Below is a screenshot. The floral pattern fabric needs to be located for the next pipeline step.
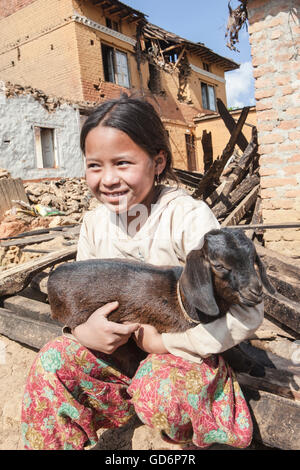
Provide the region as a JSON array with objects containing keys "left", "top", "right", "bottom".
[{"left": 21, "top": 336, "right": 252, "bottom": 450}]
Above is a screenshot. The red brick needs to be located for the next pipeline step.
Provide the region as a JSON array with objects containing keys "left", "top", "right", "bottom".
[
  {"left": 285, "top": 189, "right": 300, "bottom": 198},
  {"left": 260, "top": 155, "right": 283, "bottom": 165},
  {"left": 255, "top": 88, "right": 276, "bottom": 100},
  {"left": 257, "top": 110, "right": 279, "bottom": 121},
  {"left": 284, "top": 164, "right": 300, "bottom": 175},
  {"left": 261, "top": 188, "right": 278, "bottom": 199},
  {"left": 278, "top": 119, "right": 300, "bottom": 130},
  {"left": 281, "top": 143, "right": 298, "bottom": 152},
  {"left": 259, "top": 167, "right": 279, "bottom": 177},
  {"left": 289, "top": 131, "right": 300, "bottom": 141},
  {"left": 258, "top": 121, "right": 275, "bottom": 131},
  {"left": 258, "top": 144, "right": 276, "bottom": 155},
  {"left": 288, "top": 154, "right": 300, "bottom": 163},
  {"left": 259, "top": 133, "right": 285, "bottom": 145},
  {"left": 260, "top": 177, "right": 298, "bottom": 188}
]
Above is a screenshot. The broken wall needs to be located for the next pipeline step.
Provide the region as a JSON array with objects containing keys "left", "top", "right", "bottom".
[
  {"left": 0, "top": 84, "right": 84, "bottom": 180},
  {"left": 194, "top": 107, "right": 257, "bottom": 172},
  {"left": 248, "top": 0, "right": 300, "bottom": 257}
]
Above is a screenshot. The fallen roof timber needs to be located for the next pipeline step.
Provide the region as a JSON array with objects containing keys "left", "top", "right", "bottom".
[{"left": 0, "top": 246, "right": 77, "bottom": 297}]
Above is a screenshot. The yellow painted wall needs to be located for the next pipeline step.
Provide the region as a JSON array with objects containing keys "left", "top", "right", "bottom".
[{"left": 194, "top": 107, "right": 257, "bottom": 173}]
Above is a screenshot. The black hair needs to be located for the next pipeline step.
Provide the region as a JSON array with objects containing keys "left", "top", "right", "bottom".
[{"left": 80, "top": 93, "right": 178, "bottom": 183}]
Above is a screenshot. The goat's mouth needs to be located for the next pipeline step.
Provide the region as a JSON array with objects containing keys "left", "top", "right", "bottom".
[{"left": 239, "top": 292, "right": 263, "bottom": 307}]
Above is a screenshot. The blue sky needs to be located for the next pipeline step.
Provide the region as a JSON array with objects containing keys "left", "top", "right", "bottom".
[{"left": 124, "top": 0, "right": 255, "bottom": 108}]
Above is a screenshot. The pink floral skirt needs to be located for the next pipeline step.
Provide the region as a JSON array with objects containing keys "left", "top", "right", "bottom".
[{"left": 21, "top": 335, "right": 252, "bottom": 450}]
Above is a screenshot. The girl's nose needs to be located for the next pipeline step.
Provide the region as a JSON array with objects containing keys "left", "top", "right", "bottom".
[{"left": 101, "top": 168, "right": 120, "bottom": 186}]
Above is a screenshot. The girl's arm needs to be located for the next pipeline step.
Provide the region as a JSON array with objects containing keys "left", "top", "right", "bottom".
[
  {"left": 72, "top": 301, "right": 140, "bottom": 353},
  {"left": 132, "top": 302, "right": 264, "bottom": 359}
]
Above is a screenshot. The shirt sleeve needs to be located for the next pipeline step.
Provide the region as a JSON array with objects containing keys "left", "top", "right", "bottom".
[
  {"left": 162, "top": 302, "right": 264, "bottom": 363},
  {"left": 171, "top": 199, "right": 220, "bottom": 263},
  {"left": 76, "top": 212, "right": 97, "bottom": 261}
]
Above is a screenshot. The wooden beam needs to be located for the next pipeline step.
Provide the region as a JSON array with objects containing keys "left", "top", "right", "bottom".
[
  {"left": 0, "top": 308, "right": 61, "bottom": 350},
  {"left": 263, "top": 290, "right": 300, "bottom": 335},
  {"left": 0, "top": 246, "right": 77, "bottom": 297},
  {"left": 162, "top": 44, "right": 182, "bottom": 53},
  {"left": 174, "top": 46, "right": 186, "bottom": 68},
  {"left": 221, "top": 126, "right": 258, "bottom": 198},
  {"left": 193, "top": 106, "right": 250, "bottom": 199},
  {"left": 221, "top": 184, "right": 259, "bottom": 227},
  {"left": 255, "top": 244, "right": 300, "bottom": 282},
  {"left": 243, "top": 388, "right": 300, "bottom": 450},
  {"left": 212, "top": 173, "right": 260, "bottom": 219},
  {"left": 217, "top": 98, "right": 249, "bottom": 152},
  {"left": 201, "top": 130, "right": 213, "bottom": 173}
]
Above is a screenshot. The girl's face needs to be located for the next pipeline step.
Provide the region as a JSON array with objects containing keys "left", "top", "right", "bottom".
[{"left": 85, "top": 125, "right": 166, "bottom": 214}]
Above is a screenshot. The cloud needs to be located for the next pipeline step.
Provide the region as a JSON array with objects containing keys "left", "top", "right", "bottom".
[{"left": 225, "top": 61, "right": 256, "bottom": 109}]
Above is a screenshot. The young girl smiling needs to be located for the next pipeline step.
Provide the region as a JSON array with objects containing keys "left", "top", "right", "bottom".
[{"left": 21, "top": 95, "right": 263, "bottom": 450}]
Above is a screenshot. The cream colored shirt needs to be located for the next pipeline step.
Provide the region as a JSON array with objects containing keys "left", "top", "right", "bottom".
[{"left": 77, "top": 185, "right": 264, "bottom": 363}]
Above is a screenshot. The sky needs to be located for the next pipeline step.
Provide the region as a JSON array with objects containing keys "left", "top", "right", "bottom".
[{"left": 124, "top": 0, "right": 255, "bottom": 108}]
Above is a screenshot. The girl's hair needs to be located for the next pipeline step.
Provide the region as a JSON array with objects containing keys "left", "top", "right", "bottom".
[{"left": 80, "top": 94, "right": 178, "bottom": 184}]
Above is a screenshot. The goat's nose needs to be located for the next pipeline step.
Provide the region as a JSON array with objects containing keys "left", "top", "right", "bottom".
[{"left": 249, "top": 284, "right": 263, "bottom": 296}]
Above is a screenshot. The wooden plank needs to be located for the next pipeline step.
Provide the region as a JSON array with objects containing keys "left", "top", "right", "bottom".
[
  {"left": 212, "top": 173, "right": 260, "bottom": 219},
  {"left": 217, "top": 98, "right": 249, "bottom": 152},
  {"left": 3, "top": 295, "right": 56, "bottom": 324},
  {"left": 0, "top": 307, "right": 61, "bottom": 350},
  {"left": 202, "top": 130, "right": 213, "bottom": 173},
  {"left": 0, "top": 224, "right": 80, "bottom": 241},
  {"left": 193, "top": 106, "right": 250, "bottom": 199},
  {"left": 221, "top": 184, "right": 259, "bottom": 227},
  {"left": 237, "top": 368, "right": 300, "bottom": 401},
  {"left": 0, "top": 233, "right": 58, "bottom": 247},
  {"left": 245, "top": 195, "right": 262, "bottom": 240},
  {"left": 255, "top": 244, "right": 300, "bottom": 282},
  {"left": 263, "top": 291, "right": 300, "bottom": 335},
  {"left": 0, "top": 246, "right": 77, "bottom": 297},
  {"left": 0, "top": 178, "right": 29, "bottom": 215},
  {"left": 242, "top": 388, "right": 300, "bottom": 450},
  {"left": 221, "top": 127, "right": 258, "bottom": 198}
]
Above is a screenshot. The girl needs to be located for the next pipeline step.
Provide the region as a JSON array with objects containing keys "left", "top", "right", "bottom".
[{"left": 21, "top": 94, "right": 263, "bottom": 450}]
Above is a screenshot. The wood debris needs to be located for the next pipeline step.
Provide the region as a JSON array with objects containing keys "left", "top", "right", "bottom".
[{"left": 225, "top": 0, "right": 249, "bottom": 52}]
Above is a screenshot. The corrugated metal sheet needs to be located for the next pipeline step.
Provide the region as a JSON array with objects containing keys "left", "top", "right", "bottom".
[{"left": 0, "top": 178, "right": 29, "bottom": 216}]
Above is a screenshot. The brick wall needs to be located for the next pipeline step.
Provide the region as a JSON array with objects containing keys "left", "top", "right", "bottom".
[
  {"left": 248, "top": 0, "right": 300, "bottom": 257},
  {"left": 0, "top": 0, "right": 36, "bottom": 19}
]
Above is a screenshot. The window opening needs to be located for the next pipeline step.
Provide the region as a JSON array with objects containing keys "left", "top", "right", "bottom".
[
  {"left": 34, "top": 127, "right": 57, "bottom": 168},
  {"left": 101, "top": 44, "right": 130, "bottom": 88},
  {"left": 201, "top": 82, "right": 216, "bottom": 111}
]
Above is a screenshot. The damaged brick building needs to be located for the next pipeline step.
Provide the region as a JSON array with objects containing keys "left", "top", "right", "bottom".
[{"left": 0, "top": 0, "right": 238, "bottom": 178}]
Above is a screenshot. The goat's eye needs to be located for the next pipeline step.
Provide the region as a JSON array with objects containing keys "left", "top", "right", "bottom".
[{"left": 213, "top": 264, "right": 229, "bottom": 272}]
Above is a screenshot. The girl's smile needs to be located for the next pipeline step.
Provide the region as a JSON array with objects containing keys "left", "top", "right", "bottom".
[{"left": 85, "top": 125, "right": 166, "bottom": 215}]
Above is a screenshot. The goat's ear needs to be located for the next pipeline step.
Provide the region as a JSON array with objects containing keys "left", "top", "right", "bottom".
[
  {"left": 180, "top": 249, "right": 220, "bottom": 317},
  {"left": 255, "top": 252, "right": 276, "bottom": 294}
]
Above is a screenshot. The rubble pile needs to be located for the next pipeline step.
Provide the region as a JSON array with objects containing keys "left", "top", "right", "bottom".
[
  {"left": 0, "top": 168, "right": 11, "bottom": 179},
  {"left": 24, "top": 177, "right": 99, "bottom": 221}
]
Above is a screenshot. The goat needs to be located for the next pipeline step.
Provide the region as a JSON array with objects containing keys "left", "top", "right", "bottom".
[{"left": 47, "top": 228, "right": 275, "bottom": 376}]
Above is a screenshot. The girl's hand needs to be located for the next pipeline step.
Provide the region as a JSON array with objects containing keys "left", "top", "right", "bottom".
[
  {"left": 72, "top": 301, "right": 140, "bottom": 354},
  {"left": 133, "top": 324, "right": 168, "bottom": 354}
]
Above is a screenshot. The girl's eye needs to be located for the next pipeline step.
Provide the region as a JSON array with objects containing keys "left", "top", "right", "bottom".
[
  {"left": 87, "top": 162, "right": 101, "bottom": 169},
  {"left": 117, "top": 161, "right": 130, "bottom": 166}
]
